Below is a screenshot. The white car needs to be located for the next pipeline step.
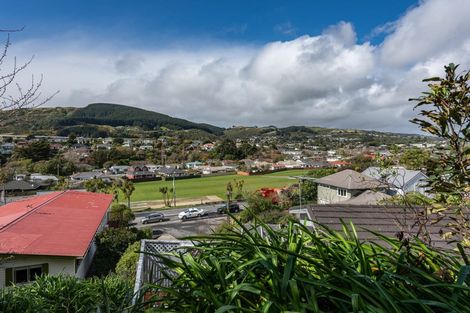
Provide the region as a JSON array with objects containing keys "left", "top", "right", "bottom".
[{"left": 178, "top": 208, "right": 205, "bottom": 220}]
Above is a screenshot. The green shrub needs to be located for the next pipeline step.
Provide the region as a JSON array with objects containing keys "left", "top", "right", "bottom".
[
  {"left": 91, "top": 227, "right": 151, "bottom": 276},
  {"left": 141, "top": 217, "right": 470, "bottom": 312},
  {"left": 0, "top": 274, "right": 137, "bottom": 313},
  {"left": 116, "top": 241, "right": 141, "bottom": 282}
]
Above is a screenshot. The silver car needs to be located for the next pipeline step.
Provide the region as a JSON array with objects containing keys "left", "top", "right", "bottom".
[{"left": 141, "top": 212, "right": 165, "bottom": 224}]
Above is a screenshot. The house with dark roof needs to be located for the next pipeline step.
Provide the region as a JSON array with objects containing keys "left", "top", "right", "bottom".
[
  {"left": 0, "top": 191, "right": 113, "bottom": 287},
  {"left": 289, "top": 204, "right": 452, "bottom": 249},
  {"left": 0, "top": 180, "right": 42, "bottom": 196},
  {"left": 315, "top": 169, "right": 386, "bottom": 204},
  {"left": 362, "top": 166, "right": 429, "bottom": 196},
  {"left": 157, "top": 167, "right": 188, "bottom": 178}
]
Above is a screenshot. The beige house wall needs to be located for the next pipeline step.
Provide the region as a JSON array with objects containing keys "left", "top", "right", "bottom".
[
  {"left": 0, "top": 255, "right": 76, "bottom": 288},
  {"left": 317, "top": 184, "right": 363, "bottom": 204}
]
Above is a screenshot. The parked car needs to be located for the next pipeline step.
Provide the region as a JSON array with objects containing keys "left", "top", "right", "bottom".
[
  {"left": 152, "top": 229, "right": 164, "bottom": 239},
  {"left": 141, "top": 212, "right": 165, "bottom": 224},
  {"left": 178, "top": 208, "right": 205, "bottom": 220},
  {"left": 217, "top": 203, "right": 240, "bottom": 214}
]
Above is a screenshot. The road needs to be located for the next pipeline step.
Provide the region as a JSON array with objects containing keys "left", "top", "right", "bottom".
[{"left": 131, "top": 202, "right": 246, "bottom": 238}]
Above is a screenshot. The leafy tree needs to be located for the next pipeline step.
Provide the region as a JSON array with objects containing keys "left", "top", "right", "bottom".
[
  {"left": 233, "top": 179, "right": 244, "bottom": 200},
  {"left": 306, "top": 168, "right": 336, "bottom": 178},
  {"left": 409, "top": 63, "right": 470, "bottom": 245},
  {"left": 238, "top": 142, "right": 257, "bottom": 158},
  {"left": 84, "top": 178, "right": 111, "bottom": 193},
  {"left": 410, "top": 63, "right": 470, "bottom": 197},
  {"left": 108, "top": 203, "right": 135, "bottom": 228},
  {"left": 92, "top": 227, "right": 151, "bottom": 276},
  {"left": 214, "top": 139, "right": 239, "bottom": 160},
  {"left": 32, "top": 157, "right": 76, "bottom": 176},
  {"left": 112, "top": 137, "right": 124, "bottom": 145},
  {"left": 239, "top": 193, "right": 289, "bottom": 224},
  {"left": 66, "top": 133, "right": 77, "bottom": 146},
  {"left": 15, "top": 140, "right": 52, "bottom": 162},
  {"left": 348, "top": 154, "right": 376, "bottom": 172},
  {"left": 399, "top": 148, "right": 430, "bottom": 170},
  {"left": 300, "top": 180, "right": 317, "bottom": 202},
  {"left": 90, "top": 150, "right": 110, "bottom": 168}
]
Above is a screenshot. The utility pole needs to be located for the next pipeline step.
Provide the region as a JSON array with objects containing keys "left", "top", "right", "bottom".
[{"left": 172, "top": 173, "right": 176, "bottom": 207}]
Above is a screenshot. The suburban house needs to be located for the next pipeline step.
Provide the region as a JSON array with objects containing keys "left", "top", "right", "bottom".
[
  {"left": 145, "top": 164, "right": 163, "bottom": 173},
  {"left": 185, "top": 161, "right": 205, "bottom": 169},
  {"left": 0, "top": 191, "right": 113, "bottom": 287},
  {"left": 362, "top": 166, "right": 429, "bottom": 196},
  {"left": 0, "top": 180, "right": 42, "bottom": 196},
  {"left": 200, "top": 166, "right": 236, "bottom": 175},
  {"left": 126, "top": 166, "right": 155, "bottom": 180},
  {"left": 315, "top": 169, "right": 385, "bottom": 204},
  {"left": 70, "top": 171, "right": 106, "bottom": 182},
  {"left": 0, "top": 143, "right": 15, "bottom": 155},
  {"left": 109, "top": 165, "right": 130, "bottom": 175},
  {"left": 157, "top": 167, "right": 188, "bottom": 178},
  {"left": 289, "top": 204, "right": 451, "bottom": 249},
  {"left": 201, "top": 143, "right": 215, "bottom": 151},
  {"left": 29, "top": 174, "right": 59, "bottom": 184}
]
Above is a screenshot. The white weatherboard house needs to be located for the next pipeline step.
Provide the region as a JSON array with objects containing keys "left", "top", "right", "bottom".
[
  {"left": 0, "top": 191, "right": 113, "bottom": 287},
  {"left": 362, "top": 167, "right": 429, "bottom": 196}
]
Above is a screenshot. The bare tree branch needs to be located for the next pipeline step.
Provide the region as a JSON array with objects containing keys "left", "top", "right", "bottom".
[{"left": 0, "top": 28, "right": 59, "bottom": 124}]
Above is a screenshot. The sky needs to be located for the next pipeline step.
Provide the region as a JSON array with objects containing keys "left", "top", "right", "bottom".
[{"left": 1, "top": 0, "right": 470, "bottom": 133}]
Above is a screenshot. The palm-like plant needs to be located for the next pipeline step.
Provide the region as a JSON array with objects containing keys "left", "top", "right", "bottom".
[{"left": 120, "top": 179, "right": 135, "bottom": 209}]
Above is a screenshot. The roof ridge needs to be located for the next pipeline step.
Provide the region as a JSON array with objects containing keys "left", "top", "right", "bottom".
[{"left": 0, "top": 191, "right": 66, "bottom": 232}]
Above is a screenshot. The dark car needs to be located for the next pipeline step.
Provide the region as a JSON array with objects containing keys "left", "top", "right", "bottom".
[
  {"left": 217, "top": 203, "right": 240, "bottom": 214},
  {"left": 152, "top": 229, "right": 164, "bottom": 239},
  {"left": 141, "top": 212, "right": 165, "bottom": 224}
]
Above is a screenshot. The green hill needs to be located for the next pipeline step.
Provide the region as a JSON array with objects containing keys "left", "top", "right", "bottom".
[
  {"left": 0, "top": 103, "right": 224, "bottom": 136},
  {"left": 60, "top": 103, "right": 223, "bottom": 134}
]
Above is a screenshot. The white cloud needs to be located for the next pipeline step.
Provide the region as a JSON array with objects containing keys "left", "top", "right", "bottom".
[
  {"left": 380, "top": 0, "right": 470, "bottom": 67},
  {"left": 4, "top": 0, "right": 470, "bottom": 133}
]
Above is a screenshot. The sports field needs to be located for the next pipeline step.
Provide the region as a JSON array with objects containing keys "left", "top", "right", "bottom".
[{"left": 129, "top": 169, "right": 310, "bottom": 202}]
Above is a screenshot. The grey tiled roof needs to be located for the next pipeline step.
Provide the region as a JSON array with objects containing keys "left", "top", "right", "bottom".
[
  {"left": 315, "top": 169, "right": 385, "bottom": 190},
  {"left": 0, "top": 180, "right": 40, "bottom": 191},
  {"left": 304, "top": 204, "right": 453, "bottom": 249},
  {"left": 343, "top": 190, "right": 391, "bottom": 205}
]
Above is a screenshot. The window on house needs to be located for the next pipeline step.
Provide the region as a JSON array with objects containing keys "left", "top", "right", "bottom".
[
  {"left": 12, "top": 265, "right": 44, "bottom": 284},
  {"left": 29, "top": 267, "right": 43, "bottom": 281},
  {"left": 14, "top": 268, "right": 28, "bottom": 284},
  {"left": 337, "top": 188, "right": 347, "bottom": 197}
]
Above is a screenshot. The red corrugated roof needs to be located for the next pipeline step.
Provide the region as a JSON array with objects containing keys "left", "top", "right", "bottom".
[{"left": 0, "top": 191, "right": 113, "bottom": 257}]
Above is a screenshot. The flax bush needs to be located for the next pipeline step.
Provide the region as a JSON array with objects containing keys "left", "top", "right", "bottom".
[{"left": 140, "top": 217, "right": 470, "bottom": 312}]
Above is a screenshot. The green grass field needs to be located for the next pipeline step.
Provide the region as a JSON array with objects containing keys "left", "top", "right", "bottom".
[{"left": 129, "top": 169, "right": 310, "bottom": 202}]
